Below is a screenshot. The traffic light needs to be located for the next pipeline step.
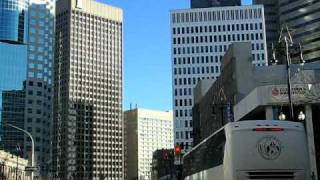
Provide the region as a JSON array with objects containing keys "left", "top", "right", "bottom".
[{"left": 175, "top": 144, "right": 182, "bottom": 156}]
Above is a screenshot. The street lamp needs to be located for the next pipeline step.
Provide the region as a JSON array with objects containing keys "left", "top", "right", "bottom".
[
  {"left": 279, "top": 112, "right": 286, "bottom": 120},
  {"left": 273, "top": 25, "right": 306, "bottom": 121},
  {"left": 298, "top": 111, "right": 306, "bottom": 121},
  {"left": 279, "top": 26, "right": 295, "bottom": 121},
  {"left": 3, "top": 123, "right": 35, "bottom": 180}
]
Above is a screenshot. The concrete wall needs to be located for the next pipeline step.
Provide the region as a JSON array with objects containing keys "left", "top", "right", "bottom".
[
  {"left": 124, "top": 110, "right": 139, "bottom": 180},
  {"left": 193, "top": 42, "right": 253, "bottom": 145}
]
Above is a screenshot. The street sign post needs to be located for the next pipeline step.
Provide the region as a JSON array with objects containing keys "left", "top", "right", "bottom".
[{"left": 25, "top": 166, "right": 39, "bottom": 172}]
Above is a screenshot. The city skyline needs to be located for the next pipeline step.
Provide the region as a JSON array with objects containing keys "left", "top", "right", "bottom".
[
  {"left": 0, "top": 0, "right": 319, "bottom": 179},
  {"left": 98, "top": 0, "right": 253, "bottom": 111}
]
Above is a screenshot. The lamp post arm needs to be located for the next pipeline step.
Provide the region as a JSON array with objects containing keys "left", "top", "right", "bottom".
[{"left": 4, "top": 123, "right": 34, "bottom": 180}]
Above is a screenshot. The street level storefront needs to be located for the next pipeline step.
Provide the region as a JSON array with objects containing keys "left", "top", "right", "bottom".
[
  {"left": 234, "top": 83, "right": 320, "bottom": 179},
  {"left": 0, "top": 150, "right": 29, "bottom": 180}
]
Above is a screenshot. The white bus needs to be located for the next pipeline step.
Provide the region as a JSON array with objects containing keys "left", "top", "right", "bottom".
[{"left": 183, "top": 120, "right": 311, "bottom": 180}]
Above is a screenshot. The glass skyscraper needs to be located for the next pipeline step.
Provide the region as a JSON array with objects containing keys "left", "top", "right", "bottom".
[
  {"left": 0, "top": 43, "right": 27, "bottom": 153},
  {"left": 0, "top": 0, "right": 29, "bottom": 44},
  {"left": 23, "top": 0, "right": 55, "bottom": 178},
  {"left": 0, "top": 0, "right": 28, "bottom": 159}
]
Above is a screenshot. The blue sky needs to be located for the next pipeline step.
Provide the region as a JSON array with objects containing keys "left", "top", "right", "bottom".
[{"left": 98, "top": 0, "right": 252, "bottom": 111}]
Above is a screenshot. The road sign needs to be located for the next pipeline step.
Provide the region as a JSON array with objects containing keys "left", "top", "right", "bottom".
[{"left": 25, "top": 166, "right": 39, "bottom": 172}]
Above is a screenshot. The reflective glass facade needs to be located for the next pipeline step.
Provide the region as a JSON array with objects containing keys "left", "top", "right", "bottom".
[
  {"left": 0, "top": 42, "right": 27, "bottom": 125},
  {"left": 0, "top": 0, "right": 29, "bottom": 44}
]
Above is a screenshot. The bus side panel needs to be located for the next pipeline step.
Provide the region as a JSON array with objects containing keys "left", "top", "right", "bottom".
[{"left": 185, "top": 166, "right": 224, "bottom": 180}]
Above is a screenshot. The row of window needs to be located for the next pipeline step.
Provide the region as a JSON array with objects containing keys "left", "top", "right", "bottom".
[
  {"left": 175, "top": 88, "right": 192, "bottom": 96},
  {"left": 174, "top": 55, "right": 221, "bottom": 65},
  {"left": 175, "top": 99, "right": 193, "bottom": 107},
  {"left": 173, "top": 23, "right": 263, "bottom": 35},
  {"left": 172, "top": 7, "right": 263, "bottom": 23},
  {"left": 173, "top": 40, "right": 264, "bottom": 55},
  {"left": 174, "top": 76, "right": 219, "bottom": 86},
  {"left": 29, "top": 53, "right": 53, "bottom": 63},
  {"left": 174, "top": 66, "right": 220, "bottom": 76},
  {"left": 72, "top": 10, "right": 122, "bottom": 26},
  {"left": 173, "top": 34, "right": 264, "bottom": 46},
  {"left": 176, "top": 130, "right": 193, "bottom": 140},
  {"left": 175, "top": 109, "right": 192, "bottom": 117}
]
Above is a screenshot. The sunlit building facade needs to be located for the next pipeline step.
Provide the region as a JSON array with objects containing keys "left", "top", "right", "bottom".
[
  {"left": 124, "top": 108, "right": 173, "bottom": 180},
  {"left": 53, "top": 0, "right": 123, "bottom": 179}
]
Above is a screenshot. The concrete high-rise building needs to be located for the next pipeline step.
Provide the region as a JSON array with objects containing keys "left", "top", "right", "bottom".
[
  {"left": 170, "top": 5, "right": 267, "bottom": 151},
  {"left": 22, "top": 0, "right": 55, "bottom": 178},
  {"left": 53, "top": 0, "right": 123, "bottom": 179},
  {"left": 124, "top": 108, "right": 173, "bottom": 180},
  {"left": 1, "top": 89, "right": 25, "bottom": 155},
  {"left": 0, "top": 0, "right": 29, "bottom": 44},
  {"left": 191, "top": 0, "right": 241, "bottom": 8}
]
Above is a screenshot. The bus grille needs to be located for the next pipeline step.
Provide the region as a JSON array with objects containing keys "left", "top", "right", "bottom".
[{"left": 246, "top": 171, "right": 295, "bottom": 179}]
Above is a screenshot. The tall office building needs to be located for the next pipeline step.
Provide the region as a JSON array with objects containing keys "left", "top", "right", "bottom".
[
  {"left": 171, "top": 5, "right": 267, "bottom": 151},
  {"left": 191, "top": 0, "right": 241, "bottom": 8},
  {"left": 1, "top": 89, "right": 25, "bottom": 155},
  {"left": 53, "top": 0, "right": 123, "bottom": 179},
  {"left": 124, "top": 108, "right": 173, "bottom": 180},
  {"left": 254, "top": 0, "right": 320, "bottom": 63},
  {"left": 0, "top": 0, "right": 29, "bottom": 44},
  {"left": 279, "top": 0, "right": 320, "bottom": 62},
  {"left": 22, "top": 0, "right": 55, "bottom": 178}
]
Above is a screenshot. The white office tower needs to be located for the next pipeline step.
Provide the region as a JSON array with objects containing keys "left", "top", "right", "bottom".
[
  {"left": 124, "top": 108, "right": 173, "bottom": 180},
  {"left": 24, "top": 0, "right": 55, "bottom": 178},
  {"left": 170, "top": 5, "right": 267, "bottom": 151}
]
